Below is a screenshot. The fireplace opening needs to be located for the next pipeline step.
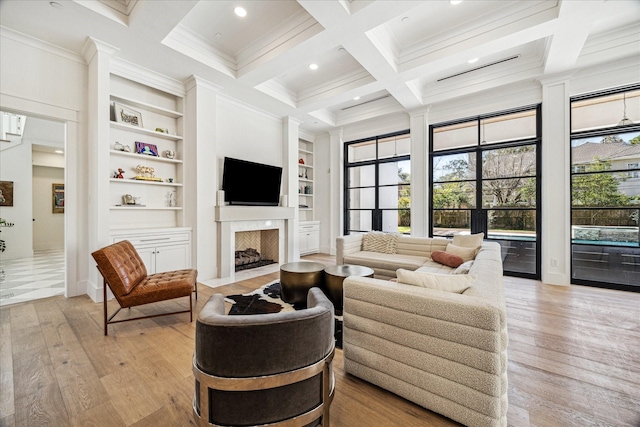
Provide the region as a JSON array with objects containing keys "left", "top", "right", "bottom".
[
  {"left": 235, "top": 248, "right": 275, "bottom": 271},
  {"left": 234, "top": 229, "right": 279, "bottom": 272}
]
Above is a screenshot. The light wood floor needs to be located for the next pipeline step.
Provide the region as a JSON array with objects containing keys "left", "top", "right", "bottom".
[{"left": 1, "top": 253, "right": 639, "bottom": 427}]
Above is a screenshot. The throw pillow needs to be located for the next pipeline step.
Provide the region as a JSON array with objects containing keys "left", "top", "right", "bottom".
[
  {"left": 431, "top": 250, "right": 464, "bottom": 268},
  {"left": 446, "top": 243, "right": 477, "bottom": 262},
  {"left": 453, "top": 260, "right": 474, "bottom": 275},
  {"left": 452, "top": 232, "right": 484, "bottom": 255},
  {"left": 396, "top": 269, "right": 475, "bottom": 293},
  {"left": 362, "top": 232, "right": 398, "bottom": 254}
]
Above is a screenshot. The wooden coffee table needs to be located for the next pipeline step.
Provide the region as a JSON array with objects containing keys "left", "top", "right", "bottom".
[
  {"left": 324, "top": 264, "right": 374, "bottom": 311},
  {"left": 280, "top": 261, "right": 326, "bottom": 305}
]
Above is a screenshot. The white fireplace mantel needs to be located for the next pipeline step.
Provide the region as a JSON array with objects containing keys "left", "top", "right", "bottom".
[
  {"left": 215, "top": 206, "right": 295, "bottom": 222},
  {"left": 215, "top": 206, "right": 296, "bottom": 278}
]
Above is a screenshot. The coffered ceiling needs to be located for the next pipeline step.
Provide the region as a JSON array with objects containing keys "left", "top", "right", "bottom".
[{"left": 1, "top": 0, "right": 638, "bottom": 134}]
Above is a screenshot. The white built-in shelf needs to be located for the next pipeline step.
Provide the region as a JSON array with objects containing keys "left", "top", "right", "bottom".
[
  {"left": 110, "top": 178, "right": 183, "bottom": 187},
  {"left": 110, "top": 121, "right": 183, "bottom": 140},
  {"left": 299, "top": 194, "right": 313, "bottom": 197},
  {"left": 299, "top": 178, "right": 313, "bottom": 184},
  {"left": 299, "top": 164, "right": 313, "bottom": 169},
  {"left": 299, "top": 148, "right": 313, "bottom": 155},
  {"left": 110, "top": 206, "right": 183, "bottom": 210},
  {"left": 111, "top": 94, "right": 183, "bottom": 119},
  {"left": 110, "top": 150, "right": 183, "bottom": 164}
]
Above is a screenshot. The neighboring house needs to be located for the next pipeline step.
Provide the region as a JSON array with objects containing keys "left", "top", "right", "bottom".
[{"left": 572, "top": 141, "right": 640, "bottom": 198}]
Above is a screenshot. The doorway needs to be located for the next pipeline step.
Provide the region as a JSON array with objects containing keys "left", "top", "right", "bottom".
[{"left": 0, "top": 112, "right": 66, "bottom": 306}]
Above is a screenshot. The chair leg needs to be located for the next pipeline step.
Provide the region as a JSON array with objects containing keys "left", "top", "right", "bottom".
[
  {"left": 103, "top": 278, "right": 108, "bottom": 336},
  {"left": 189, "top": 293, "right": 193, "bottom": 322},
  {"left": 194, "top": 282, "right": 198, "bottom": 300}
]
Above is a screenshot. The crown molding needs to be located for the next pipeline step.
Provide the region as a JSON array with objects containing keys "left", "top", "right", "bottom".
[
  {"left": 0, "top": 26, "right": 84, "bottom": 65},
  {"left": 184, "top": 75, "right": 223, "bottom": 93},
  {"left": 110, "top": 58, "right": 185, "bottom": 96},
  {"left": 81, "top": 37, "right": 120, "bottom": 64}
]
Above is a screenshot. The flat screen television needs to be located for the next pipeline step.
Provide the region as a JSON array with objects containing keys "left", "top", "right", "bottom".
[{"left": 222, "top": 157, "right": 283, "bottom": 206}]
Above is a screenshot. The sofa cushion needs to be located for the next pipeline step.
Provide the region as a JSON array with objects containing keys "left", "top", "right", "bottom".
[
  {"left": 416, "top": 259, "right": 455, "bottom": 275},
  {"left": 446, "top": 243, "right": 477, "bottom": 262},
  {"left": 431, "top": 250, "right": 464, "bottom": 268},
  {"left": 454, "top": 260, "right": 474, "bottom": 274},
  {"left": 344, "top": 251, "right": 427, "bottom": 272},
  {"left": 396, "top": 269, "right": 476, "bottom": 293},
  {"left": 362, "top": 232, "right": 398, "bottom": 254}
]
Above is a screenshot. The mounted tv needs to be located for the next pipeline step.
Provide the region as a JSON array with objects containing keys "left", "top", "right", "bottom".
[{"left": 222, "top": 157, "right": 283, "bottom": 206}]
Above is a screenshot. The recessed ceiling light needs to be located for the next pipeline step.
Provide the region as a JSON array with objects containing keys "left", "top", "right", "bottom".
[
  {"left": 339, "top": 47, "right": 346, "bottom": 53},
  {"left": 468, "top": 57, "right": 479, "bottom": 64},
  {"left": 450, "top": 0, "right": 463, "bottom": 4},
  {"left": 49, "top": 1, "right": 62, "bottom": 8},
  {"left": 401, "top": 17, "right": 409, "bottom": 23},
  {"left": 353, "top": 96, "right": 360, "bottom": 100},
  {"left": 309, "top": 63, "right": 318, "bottom": 70},
  {"left": 54, "top": 150, "right": 64, "bottom": 154},
  {"left": 234, "top": 7, "right": 247, "bottom": 17}
]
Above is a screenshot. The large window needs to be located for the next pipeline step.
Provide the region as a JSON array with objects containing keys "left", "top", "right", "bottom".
[
  {"left": 570, "top": 86, "right": 640, "bottom": 291},
  {"left": 344, "top": 130, "right": 410, "bottom": 235},
  {"left": 430, "top": 106, "right": 541, "bottom": 278}
]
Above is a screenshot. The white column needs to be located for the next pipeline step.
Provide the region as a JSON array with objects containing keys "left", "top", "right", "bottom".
[
  {"left": 283, "top": 117, "right": 302, "bottom": 261},
  {"left": 82, "top": 38, "right": 119, "bottom": 302},
  {"left": 184, "top": 76, "right": 222, "bottom": 280},
  {"left": 410, "top": 109, "right": 429, "bottom": 237},
  {"left": 540, "top": 75, "right": 572, "bottom": 285},
  {"left": 329, "top": 129, "right": 343, "bottom": 255}
]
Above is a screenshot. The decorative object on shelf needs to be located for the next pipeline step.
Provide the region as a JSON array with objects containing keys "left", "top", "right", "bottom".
[
  {"left": 305, "top": 169, "right": 308, "bottom": 179},
  {"left": 134, "top": 165, "right": 162, "bottom": 182},
  {"left": 0, "top": 181, "right": 14, "bottom": 206},
  {"left": 0, "top": 217, "right": 15, "bottom": 253},
  {"left": 114, "top": 102, "right": 143, "bottom": 127},
  {"left": 304, "top": 185, "right": 311, "bottom": 194},
  {"left": 167, "top": 191, "right": 177, "bottom": 207},
  {"left": 164, "top": 149, "right": 175, "bottom": 159},
  {"left": 114, "top": 141, "right": 125, "bottom": 151},
  {"left": 52, "top": 183, "right": 64, "bottom": 214},
  {"left": 114, "top": 168, "right": 125, "bottom": 179},
  {"left": 299, "top": 158, "right": 305, "bottom": 164},
  {"left": 166, "top": 178, "right": 174, "bottom": 183},
  {"left": 123, "top": 144, "right": 131, "bottom": 152},
  {"left": 155, "top": 127, "right": 165, "bottom": 133},
  {"left": 135, "top": 141, "right": 159, "bottom": 156},
  {"left": 122, "top": 194, "right": 143, "bottom": 205}
]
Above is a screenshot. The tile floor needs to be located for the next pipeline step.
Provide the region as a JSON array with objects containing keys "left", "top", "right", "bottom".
[{"left": 0, "top": 248, "right": 65, "bottom": 307}]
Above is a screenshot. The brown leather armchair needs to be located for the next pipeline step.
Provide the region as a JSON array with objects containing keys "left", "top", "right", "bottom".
[
  {"left": 92, "top": 240, "right": 197, "bottom": 335},
  {"left": 193, "top": 288, "right": 335, "bottom": 427}
]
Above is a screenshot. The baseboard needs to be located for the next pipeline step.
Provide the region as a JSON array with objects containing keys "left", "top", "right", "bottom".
[{"left": 86, "top": 280, "right": 102, "bottom": 302}]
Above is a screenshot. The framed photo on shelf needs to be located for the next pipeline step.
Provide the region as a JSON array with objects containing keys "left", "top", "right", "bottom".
[
  {"left": 135, "top": 141, "right": 159, "bottom": 156},
  {"left": 113, "top": 102, "right": 143, "bottom": 127},
  {"left": 52, "top": 183, "right": 64, "bottom": 213}
]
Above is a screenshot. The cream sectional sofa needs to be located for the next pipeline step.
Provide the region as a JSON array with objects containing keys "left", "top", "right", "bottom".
[{"left": 338, "top": 234, "right": 507, "bottom": 427}]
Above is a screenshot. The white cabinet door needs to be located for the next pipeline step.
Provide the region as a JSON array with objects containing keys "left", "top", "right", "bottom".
[
  {"left": 154, "top": 244, "right": 190, "bottom": 273},
  {"left": 307, "top": 230, "right": 320, "bottom": 253},
  {"left": 136, "top": 246, "right": 156, "bottom": 273},
  {"left": 299, "top": 232, "right": 309, "bottom": 254}
]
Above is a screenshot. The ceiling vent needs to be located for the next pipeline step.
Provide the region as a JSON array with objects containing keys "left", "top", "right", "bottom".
[
  {"left": 437, "top": 55, "right": 520, "bottom": 82},
  {"left": 341, "top": 94, "right": 391, "bottom": 111}
]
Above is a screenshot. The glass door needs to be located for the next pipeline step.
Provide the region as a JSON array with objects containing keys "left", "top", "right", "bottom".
[
  {"left": 344, "top": 131, "right": 411, "bottom": 235},
  {"left": 430, "top": 107, "right": 541, "bottom": 278}
]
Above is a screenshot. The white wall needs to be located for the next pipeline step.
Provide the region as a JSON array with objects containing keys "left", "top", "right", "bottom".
[
  {"left": 0, "top": 140, "right": 33, "bottom": 259},
  {"left": 216, "top": 97, "right": 283, "bottom": 181},
  {"left": 32, "top": 165, "right": 64, "bottom": 251}
]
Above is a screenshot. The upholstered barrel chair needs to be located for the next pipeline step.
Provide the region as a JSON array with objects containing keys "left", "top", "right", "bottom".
[{"left": 193, "top": 288, "right": 335, "bottom": 427}]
